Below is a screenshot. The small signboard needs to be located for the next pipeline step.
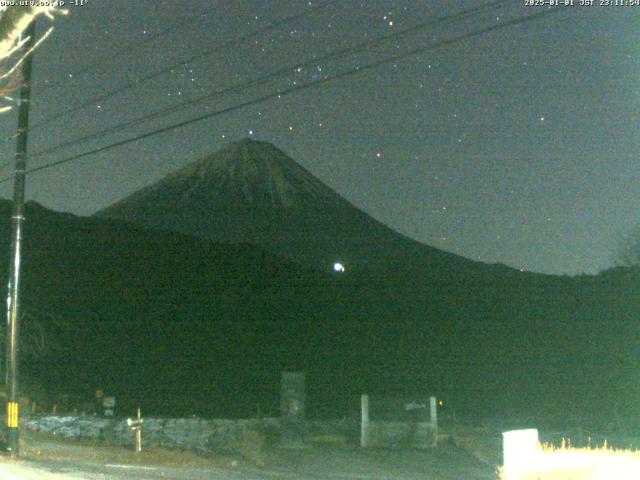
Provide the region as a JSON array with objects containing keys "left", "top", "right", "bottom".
[{"left": 103, "top": 396, "right": 116, "bottom": 417}]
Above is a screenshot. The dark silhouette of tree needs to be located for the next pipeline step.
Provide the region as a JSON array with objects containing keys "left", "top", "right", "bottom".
[{"left": 0, "top": 5, "right": 65, "bottom": 112}]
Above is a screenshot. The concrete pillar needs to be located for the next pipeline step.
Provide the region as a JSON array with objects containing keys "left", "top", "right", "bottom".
[
  {"left": 279, "top": 371, "right": 306, "bottom": 447},
  {"left": 429, "top": 396, "right": 437, "bottom": 428},
  {"left": 280, "top": 371, "right": 305, "bottom": 419},
  {"left": 360, "top": 394, "right": 369, "bottom": 448},
  {"left": 430, "top": 396, "right": 438, "bottom": 447}
]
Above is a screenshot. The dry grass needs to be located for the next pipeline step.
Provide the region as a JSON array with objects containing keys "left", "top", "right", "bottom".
[{"left": 499, "top": 441, "right": 640, "bottom": 480}]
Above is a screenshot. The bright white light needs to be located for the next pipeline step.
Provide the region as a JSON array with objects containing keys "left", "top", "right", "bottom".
[{"left": 333, "top": 262, "right": 345, "bottom": 272}]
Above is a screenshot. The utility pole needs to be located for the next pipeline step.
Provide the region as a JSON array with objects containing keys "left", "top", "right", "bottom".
[{"left": 5, "top": 19, "right": 37, "bottom": 457}]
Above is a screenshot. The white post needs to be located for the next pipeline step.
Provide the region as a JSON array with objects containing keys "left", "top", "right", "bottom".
[
  {"left": 360, "top": 394, "right": 369, "bottom": 448},
  {"left": 135, "top": 407, "right": 142, "bottom": 453},
  {"left": 429, "top": 396, "right": 437, "bottom": 429},
  {"left": 430, "top": 396, "right": 438, "bottom": 446},
  {"left": 502, "top": 429, "right": 539, "bottom": 479},
  {"left": 127, "top": 407, "right": 143, "bottom": 453}
]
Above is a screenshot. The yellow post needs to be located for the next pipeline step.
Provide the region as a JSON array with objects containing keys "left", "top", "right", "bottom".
[{"left": 6, "top": 402, "right": 18, "bottom": 428}]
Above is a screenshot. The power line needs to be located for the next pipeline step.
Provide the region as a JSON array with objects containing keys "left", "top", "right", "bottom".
[
  {"left": 27, "top": 1, "right": 332, "bottom": 131},
  {"left": 9, "top": 6, "right": 568, "bottom": 181},
  {"left": 1, "top": 6, "right": 570, "bottom": 184},
  {"left": 28, "top": 0, "right": 513, "bottom": 161}
]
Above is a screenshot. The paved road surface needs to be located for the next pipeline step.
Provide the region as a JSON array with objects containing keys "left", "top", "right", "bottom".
[
  {"left": 0, "top": 448, "right": 497, "bottom": 480},
  {"left": 1, "top": 430, "right": 497, "bottom": 479},
  {"left": 0, "top": 458, "right": 297, "bottom": 480}
]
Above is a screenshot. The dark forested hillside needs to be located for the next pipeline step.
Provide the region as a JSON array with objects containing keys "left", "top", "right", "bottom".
[{"left": 1, "top": 200, "right": 638, "bottom": 427}]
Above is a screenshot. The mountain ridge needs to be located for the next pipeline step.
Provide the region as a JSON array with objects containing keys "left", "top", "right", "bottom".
[{"left": 96, "top": 139, "right": 516, "bottom": 275}]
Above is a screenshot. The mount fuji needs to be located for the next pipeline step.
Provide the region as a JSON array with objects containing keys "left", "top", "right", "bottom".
[{"left": 97, "top": 138, "right": 491, "bottom": 275}]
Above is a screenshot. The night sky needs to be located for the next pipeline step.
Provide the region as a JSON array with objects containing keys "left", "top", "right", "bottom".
[{"left": 0, "top": 1, "right": 635, "bottom": 275}]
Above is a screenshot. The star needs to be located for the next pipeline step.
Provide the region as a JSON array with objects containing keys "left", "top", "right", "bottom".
[{"left": 25, "top": 0, "right": 630, "bottom": 277}]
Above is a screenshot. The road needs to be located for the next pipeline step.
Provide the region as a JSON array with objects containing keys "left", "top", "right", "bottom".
[
  {"left": 0, "top": 458, "right": 309, "bottom": 480},
  {"left": 1, "top": 449, "right": 497, "bottom": 480},
  {"left": 0, "top": 460, "right": 272, "bottom": 480},
  {"left": 0, "top": 429, "right": 497, "bottom": 479}
]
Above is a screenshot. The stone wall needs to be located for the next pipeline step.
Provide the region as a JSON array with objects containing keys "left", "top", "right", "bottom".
[
  {"left": 24, "top": 415, "right": 366, "bottom": 455},
  {"left": 24, "top": 415, "right": 281, "bottom": 453}
]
